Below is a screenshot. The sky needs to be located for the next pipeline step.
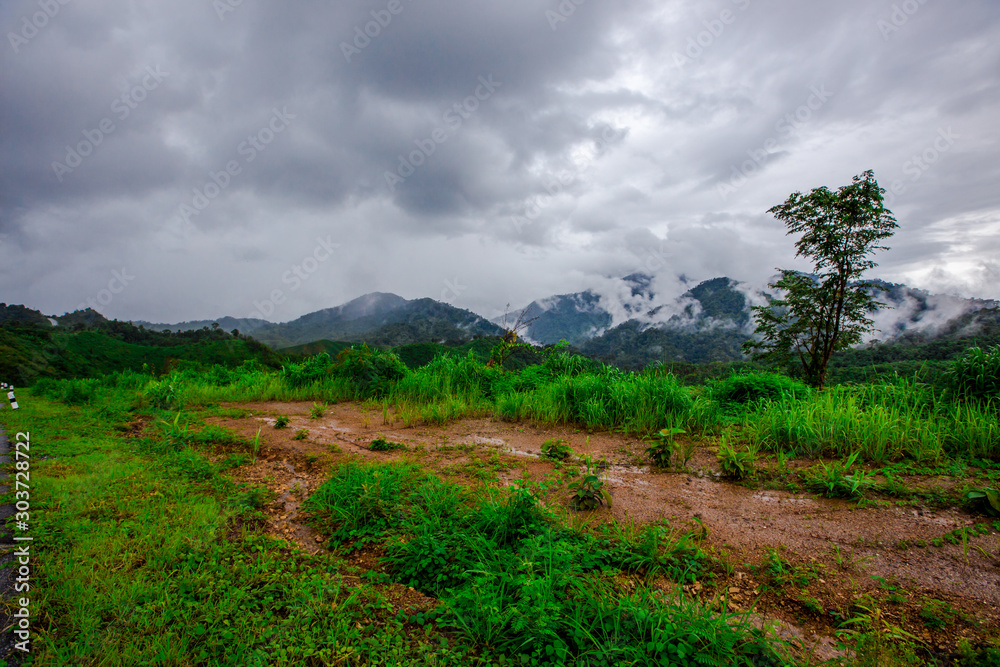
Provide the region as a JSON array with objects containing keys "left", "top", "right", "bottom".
[{"left": 2, "top": 0, "right": 998, "bottom": 324}]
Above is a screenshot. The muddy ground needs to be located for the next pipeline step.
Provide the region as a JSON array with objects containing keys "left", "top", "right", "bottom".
[{"left": 206, "top": 400, "right": 1000, "bottom": 662}]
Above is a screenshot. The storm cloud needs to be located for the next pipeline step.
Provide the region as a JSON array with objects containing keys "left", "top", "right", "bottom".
[{"left": 2, "top": 0, "right": 998, "bottom": 322}]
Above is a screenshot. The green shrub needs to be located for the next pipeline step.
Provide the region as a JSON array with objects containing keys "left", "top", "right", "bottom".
[
  {"left": 332, "top": 345, "right": 409, "bottom": 398},
  {"left": 273, "top": 415, "right": 290, "bottom": 429},
  {"left": 708, "top": 371, "right": 810, "bottom": 407},
  {"left": 717, "top": 437, "right": 758, "bottom": 480},
  {"left": 145, "top": 379, "right": 183, "bottom": 410},
  {"left": 965, "top": 487, "right": 1000, "bottom": 517},
  {"left": 805, "top": 451, "right": 873, "bottom": 498},
  {"left": 540, "top": 438, "right": 573, "bottom": 461},
  {"left": 947, "top": 345, "right": 1000, "bottom": 407},
  {"left": 281, "top": 352, "right": 334, "bottom": 387},
  {"left": 370, "top": 437, "right": 405, "bottom": 452}
]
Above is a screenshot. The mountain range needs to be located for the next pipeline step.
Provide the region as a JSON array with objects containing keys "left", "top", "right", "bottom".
[{"left": 5, "top": 274, "right": 998, "bottom": 368}]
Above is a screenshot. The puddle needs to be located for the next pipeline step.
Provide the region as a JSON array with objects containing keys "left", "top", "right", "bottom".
[
  {"left": 469, "top": 435, "right": 506, "bottom": 447},
  {"left": 503, "top": 447, "right": 539, "bottom": 459}
]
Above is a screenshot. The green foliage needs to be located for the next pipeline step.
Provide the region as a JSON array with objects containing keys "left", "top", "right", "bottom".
[
  {"left": 293, "top": 429, "right": 309, "bottom": 440},
  {"left": 281, "top": 351, "right": 334, "bottom": 387},
  {"left": 947, "top": 344, "right": 1000, "bottom": 407},
  {"left": 918, "top": 597, "right": 961, "bottom": 630},
  {"left": 540, "top": 438, "right": 573, "bottom": 461},
  {"left": 309, "top": 401, "right": 328, "bottom": 418},
  {"left": 145, "top": 379, "right": 183, "bottom": 410},
  {"left": 745, "top": 170, "right": 898, "bottom": 389},
  {"left": 645, "top": 427, "right": 690, "bottom": 469},
  {"left": 332, "top": 344, "right": 410, "bottom": 398},
  {"left": 569, "top": 457, "right": 612, "bottom": 511},
  {"left": 965, "top": 487, "right": 1000, "bottom": 517},
  {"left": 741, "top": 375, "right": 1000, "bottom": 462},
  {"left": 717, "top": 436, "right": 758, "bottom": 481},
  {"left": 708, "top": 371, "right": 810, "bottom": 408},
  {"left": 305, "top": 462, "right": 421, "bottom": 549},
  {"left": 370, "top": 437, "right": 406, "bottom": 452},
  {"left": 805, "top": 451, "right": 873, "bottom": 498},
  {"left": 752, "top": 550, "right": 820, "bottom": 591},
  {"left": 273, "top": 415, "right": 290, "bottom": 429},
  {"left": 309, "top": 460, "right": 776, "bottom": 666}
]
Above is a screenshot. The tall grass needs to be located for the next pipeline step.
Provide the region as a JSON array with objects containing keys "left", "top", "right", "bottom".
[
  {"left": 30, "top": 346, "right": 1000, "bottom": 463},
  {"left": 742, "top": 376, "right": 999, "bottom": 461}
]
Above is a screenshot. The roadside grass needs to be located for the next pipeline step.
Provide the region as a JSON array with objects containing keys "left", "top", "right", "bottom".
[
  {"left": 304, "top": 461, "right": 787, "bottom": 666},
  {"left": 0, "top": 394, "right": 486, "bottom": 666}
]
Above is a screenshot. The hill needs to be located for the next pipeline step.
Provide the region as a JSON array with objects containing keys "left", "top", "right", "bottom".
[{"left": 139, "top": 293, "right": 504, "bottom": 349}]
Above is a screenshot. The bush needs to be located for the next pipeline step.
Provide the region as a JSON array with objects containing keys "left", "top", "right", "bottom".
[
  {"left": 947, "top": 345, "right": 1000, "bottom": 407},
  {"left": 144, "top": 379, "right": 183, "bottom": 410},
  {"left": 281, "top": 352, "right": 334, "bottom": 387},
  {"left": 708, "top": 371, "right": 810, "bottom": 408},
  {"left": 332, "top": 345, "right": 409, "bottom": 398}
]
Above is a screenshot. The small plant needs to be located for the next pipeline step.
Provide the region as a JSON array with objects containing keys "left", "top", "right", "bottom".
[
  {"left": 646, "top": 427, "right": 689, "bottom": 469},
  {"left": 309, "top": 402, "right": 327, "bottom": 419},
  {"left": 370, "top": 437, "right": 405, "bottom": 452},
  {"left": 159, "top": 412, "right": 191, "bottom": 448},
  {"left": 540, "top": 438, "right": 573, "bottom": 461},
  {"left": 797, "top": 595, "right": 824, "bottom": 615},
  {"left": 293, "top": 429, "right": 309, "bottom": 441},
  {"left": 569, "top": 456, "right": 612, "bottom": 511},
  {"left": 751, "top": 550, "right": 820, "bottom": 591},
  {"left": 716, "top": 436, "right": 757, "bottom": 481},
  {"left": 250, "top": 427, "right": 262, "bottom": 462},
  {"left": 274, "top": 415, "right": 290, "bottom": 429},
  {"left": 966, "top": 487, "right": 1000, "bottom": 517},
  {"left": 805, "top": 451, "right": 872, "bottom": 499},
  {"left": 919, "top": 597, "right": 958, "bottom": 630},
  {"left": 328, "top": 443, "right": 342, "bottom": 454}
]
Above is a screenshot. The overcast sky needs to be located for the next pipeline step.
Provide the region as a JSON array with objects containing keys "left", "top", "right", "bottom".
[{"left": 2, "top": 0, "right": 998, "bottom": 323}]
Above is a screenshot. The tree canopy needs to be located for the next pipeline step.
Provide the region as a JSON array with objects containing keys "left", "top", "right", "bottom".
[{"left": 744, "top": 170, "right": 898, "bottom": 389}]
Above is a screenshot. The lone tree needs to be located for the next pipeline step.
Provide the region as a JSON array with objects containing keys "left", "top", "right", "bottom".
[{"left": 744, "top": 170, "right": 898, "bottom": 389}]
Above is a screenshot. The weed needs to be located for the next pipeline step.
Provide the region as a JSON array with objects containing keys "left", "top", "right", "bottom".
[
  {"left": 293, "top": 429, "right": 309, "bottom": 441},
  {"left": 569, "top": 456, "right": 611, "bottom": 511},
  {"left": 274, "top": 415, "right": 290, "bottom": 429},
  {"left": 250, "top": 427, "right": 261, "bottom": 462},
  {"left": 918, "top": 597, "right": 959, "bottom": 630},
  {"left": 309, "top": 402, "right": 328, "bottom": 419},
  {"left": 806, "top": 451, "right": 873, "bottom": 498},
  {"left": 370, "top": 437, "right": 406, "bottom": 452},
  {"left": 540, "top": 438, "right": 574, "bottom": 461},
  {"left": 717, "top": 435, "right": 758, "bottom": 481},
  {"left": 966, "top": 487, "right": 1000, "bottom": 517},
  {"left": 159, "top": 412, "right": 191, "bottom": 448},
  {"left": 646, "top": 426, "right": 689, "bottom": 469}
]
